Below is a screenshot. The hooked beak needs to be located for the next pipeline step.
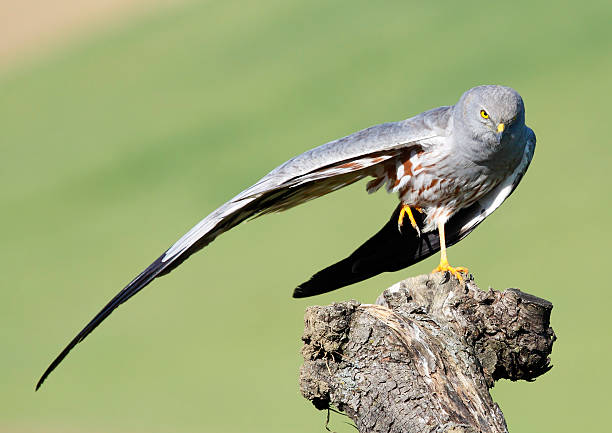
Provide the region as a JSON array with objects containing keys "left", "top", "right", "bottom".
[{"left": 497, "top": 123, "right": 505, "bottom": 133}]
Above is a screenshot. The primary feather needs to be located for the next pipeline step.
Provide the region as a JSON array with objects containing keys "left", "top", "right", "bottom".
[{"left": 36, "top": 105, "right": 451, "bottom": 390}]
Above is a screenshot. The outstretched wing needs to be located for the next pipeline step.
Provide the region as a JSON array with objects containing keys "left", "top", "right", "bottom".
[
  {"left": 293, "top": 128, "right": 536, "bottom": 297},
  {"left": 36, "top": 106, "right": 453, "bottom": 390}
]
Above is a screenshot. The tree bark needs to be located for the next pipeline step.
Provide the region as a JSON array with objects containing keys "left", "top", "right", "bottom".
[{"left": 299, "top": 273, "right": 555, "bottom": 433}]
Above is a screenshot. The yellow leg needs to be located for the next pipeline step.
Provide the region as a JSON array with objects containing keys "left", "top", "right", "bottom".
[
  {"left": 398, "top": 205, "right": 421, "bottom": 235},
  {"left": 431, "top": 220, "right": 469, "bottom": 283}
]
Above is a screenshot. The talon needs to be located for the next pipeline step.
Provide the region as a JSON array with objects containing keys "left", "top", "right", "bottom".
[
  {"left": 432, "top": 260, "right": 469, "bottom": 284},
  {"left": 398, "top": 205, "right": 421, "bottom": 236},
  {"left": 439, "top": 271, "right": 450, "bottom": 284}
]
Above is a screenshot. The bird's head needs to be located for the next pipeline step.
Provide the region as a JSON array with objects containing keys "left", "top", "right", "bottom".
[
  {"left": 454, "top": 85, "right": 527, "bottom": 163},
  {"left": 456, "top": 85, "right": 525, "bottom": 141}
]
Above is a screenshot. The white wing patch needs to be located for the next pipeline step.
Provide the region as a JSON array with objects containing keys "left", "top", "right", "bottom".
[
  {"left": 365, "top": 148, "right": 424, "bottom": 194},
  {"left": 459, "top": 137, "right": 535, "bottom": 234}
]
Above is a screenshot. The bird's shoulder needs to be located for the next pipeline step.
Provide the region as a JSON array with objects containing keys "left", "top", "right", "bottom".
[
  {"left": 525, "top": 126, "right": 536, "bottom": 147},
  {"left": 522, "top": 125, "right": 536, "bottom": 166},
  {"left": 232, "top": 105, "right": 454, "bottom": 200},
  {"left": 273, "top": 106, "right": 453, "bottom": 175}
]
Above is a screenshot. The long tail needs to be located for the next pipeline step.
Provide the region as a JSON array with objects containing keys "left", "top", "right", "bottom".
[{"left": 292, "top": 202, "right": 480, "bottom": 298}]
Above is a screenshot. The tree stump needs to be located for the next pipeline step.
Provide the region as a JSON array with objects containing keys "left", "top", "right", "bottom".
[{"left": 299, "top": 273, "right": 555, "bottom": 433}]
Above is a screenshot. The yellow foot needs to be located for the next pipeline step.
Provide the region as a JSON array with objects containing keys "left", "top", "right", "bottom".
[
  {"left": 398, "top": 205, "right": 421, "bottom": 235},
  {"left": 432, "top": 261, "right": 469, "bottom": 284}
]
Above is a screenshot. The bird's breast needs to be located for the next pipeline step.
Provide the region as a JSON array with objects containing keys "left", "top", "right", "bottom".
[{"left": 366, "top": 147, "right": 509, "bottom": 230}]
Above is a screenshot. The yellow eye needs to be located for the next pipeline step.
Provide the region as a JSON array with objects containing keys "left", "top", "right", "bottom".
[{"left": 480, "top": 110, "right": 489, "bottom": 119}]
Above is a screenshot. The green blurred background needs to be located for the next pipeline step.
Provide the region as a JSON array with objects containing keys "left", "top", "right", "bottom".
[{"left": 2, "top": 0, "right": 610, "bottom": 431}]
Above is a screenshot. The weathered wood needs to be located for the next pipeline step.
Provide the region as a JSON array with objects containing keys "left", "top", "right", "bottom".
[{"left": 299, "top": 273, "right": 555, "bottom": 433}]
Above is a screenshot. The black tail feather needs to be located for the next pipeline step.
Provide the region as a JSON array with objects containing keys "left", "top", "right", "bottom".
[
  {"left": 293, "top": 203, "right": 479, "bottom": 298},
  {"left": 35, "top": 254, "right": 172, "bottom": 390}
]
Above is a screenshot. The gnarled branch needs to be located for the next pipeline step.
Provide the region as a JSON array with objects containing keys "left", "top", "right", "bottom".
[{"left": 299, "top": 273, "right": 555, "bottom": 433}]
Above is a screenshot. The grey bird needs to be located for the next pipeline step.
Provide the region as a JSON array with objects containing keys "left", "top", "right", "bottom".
[{"left": 36, "top": 85, "right": 535, "bottom": 390}]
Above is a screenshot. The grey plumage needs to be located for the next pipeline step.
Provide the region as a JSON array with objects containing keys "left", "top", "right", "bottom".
[
  {"left": 163, "top": 104, "right": 454, "bottom": 260},
  {"left": 36, "top": 85, "right": 535, "bottom": 390}
]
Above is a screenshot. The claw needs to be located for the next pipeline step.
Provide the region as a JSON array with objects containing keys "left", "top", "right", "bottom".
[
  {"left": 398, "top": 205, "right": 420, "bottom": 236},
  {"left": 432, "top": 260, "right": 469, "bottom": 284}
]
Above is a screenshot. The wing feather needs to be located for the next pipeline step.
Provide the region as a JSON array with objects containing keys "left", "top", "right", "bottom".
[{"left": 36, "top": 107, "right": 451, "bottom": 389}]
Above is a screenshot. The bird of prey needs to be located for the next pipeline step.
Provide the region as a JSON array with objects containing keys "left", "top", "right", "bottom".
[{"left": 36, "top": 85, "right": 535, "bottom": 390}]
